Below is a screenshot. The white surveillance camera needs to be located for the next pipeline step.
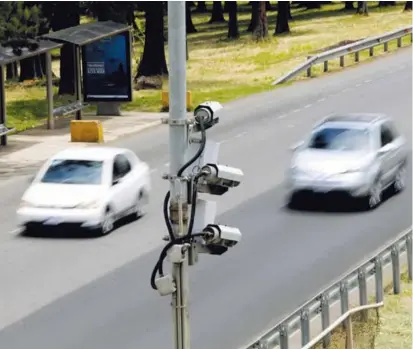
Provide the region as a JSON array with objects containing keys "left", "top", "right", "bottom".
[
  {"left": 196, "top": 163, "right": 243, "bottom": 195},
  {"left": 202, "top": 224, "right": 242, "bottom": 255},
  {"left": 193, "top": 101, "right": 223, "bottom": 132}
]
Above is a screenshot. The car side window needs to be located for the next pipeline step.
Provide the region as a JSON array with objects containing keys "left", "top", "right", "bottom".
[
  {"left": 113, "top": 154, "right": 132, "bottom": 180},
  {"left": 380, "top": 123, "right": 395, "bottom": 147}
]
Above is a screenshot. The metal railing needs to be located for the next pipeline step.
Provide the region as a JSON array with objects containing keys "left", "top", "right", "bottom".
[
  {"left": 244, "top": 228, "right": 412, "bottom": 349},
  {"left": 272, "top": 26, "right": 413, "bottom": 86},
  {"left": 301, "top": 302, "right": 384, "bottom": 349}
]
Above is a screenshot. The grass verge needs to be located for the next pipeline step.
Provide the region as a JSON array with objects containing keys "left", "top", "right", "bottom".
[
  {"left": 5, "top": 1, "right": 412, "bottom": 131},
  {"left": 314, "top": 272, "right": 412, "bottom": 349}
]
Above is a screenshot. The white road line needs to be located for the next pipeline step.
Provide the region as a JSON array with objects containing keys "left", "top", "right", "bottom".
[
  {"left": 341, "top": 88, "right": 350, "bottom": 93},
  {"left": 317, "top": 98, "right": 326, "bottom": 103},
  {"left": 292, "top": 108, "right": 301, "bottom": 113},
  {"left": 355, "top": 83, "right": 362, "bottom": 87},
  {"left": 288, "top": 124, "right": 295, "bottom": 128},
  {"left": 278, "top": 114, "right": 287, "bottom": 119},
  {"left": 304, "top": 104, "right": 312, "bottom": 109},
  {"left": 363, "top": 79, "right": 373, "bottom": 83}
]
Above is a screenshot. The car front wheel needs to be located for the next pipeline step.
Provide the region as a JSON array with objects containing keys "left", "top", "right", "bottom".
[{"left": 99, "top": 207, "right": 115, "bottom": 236}]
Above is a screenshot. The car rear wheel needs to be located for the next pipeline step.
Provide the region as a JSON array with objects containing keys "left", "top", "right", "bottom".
[{"left": 392, "top": 163, "right": 407, "bottom": 194}]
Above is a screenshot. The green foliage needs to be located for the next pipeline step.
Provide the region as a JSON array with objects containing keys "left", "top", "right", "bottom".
[{"left": 0, "top": 1, "right": 44, "bottom": 43}]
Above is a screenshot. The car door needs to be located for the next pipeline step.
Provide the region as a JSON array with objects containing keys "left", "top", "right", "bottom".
[
  {"left": 110, "top": 154, "right": 134, "bottom": 215},
  {"left": 378, "top": 122, "right": 398, "bottom": 186}
]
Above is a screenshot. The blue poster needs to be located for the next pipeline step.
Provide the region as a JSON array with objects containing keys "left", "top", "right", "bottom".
[{"left": 82, "top": 31, "right": 132, "bottom": 102}]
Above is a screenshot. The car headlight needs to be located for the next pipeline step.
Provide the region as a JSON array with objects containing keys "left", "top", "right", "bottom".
[{"left": 75, "top": 200, "right": 100, "bottom": 209}]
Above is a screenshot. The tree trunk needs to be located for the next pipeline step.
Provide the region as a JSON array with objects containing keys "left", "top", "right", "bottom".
[
  {"left": 404, "top": 1, "right": 412, "bottom": 11},
  {"left": 6, "top": 63, "right": 18, "bottom": 81},
  {"left": 247, "top": 1, "right": 259, "bottom": 32},
  {"left": 136, "top": 3, "right": 168, "bottom": 78},
  {"left": 344, "top": 1, "right": 354, "bottom": 10},
  {"left": 186, "top": 1, "right": 197, "bottom": 33},
  {"left": 253, "top": 1, "right": 268, "bottom": 40},
  {"left": 275, "top": 1, "right": 290, "bottom": 34},
  {"left": 227, "top": 1, "right": 239, "bottom": 39},
  {"left": 42, "top": 2, "right": 81, "bottom": 95},
  {"left": 356, "top": 1, "right": 369, "bottom": 15},
  {"left": 195, "top": 1, "right": 208, "bottom": 13},
  {"left": 209, "top": 1, "right": 226, "bottom": 23}
]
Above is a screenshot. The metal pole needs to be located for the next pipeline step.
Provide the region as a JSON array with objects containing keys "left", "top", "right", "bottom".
[
  {"left": 74, "top": 45, "right": 82, "bottom": 121},
  {"left": 168, "top": 3, "right": 190, "bottom": 349},
  {"left": 0, "top": 65, "right": 6, "bottom": 146},
  {"left": 45, "top": 52, "right": 54, "bottom": 130}
]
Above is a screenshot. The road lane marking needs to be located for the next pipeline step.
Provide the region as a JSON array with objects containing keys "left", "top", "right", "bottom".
[
  {"left": 292, "top": 108, "right": 301, "bottom": 113},
  {"left": 278, "top": 114, "right": 287, "bottom": 119},
  {"left": 304, "top": 104, "right": 312, "bottom": 109},
  {"left": 355, "top": 83, "right": 362, "bottom": 87},
  {"left": 317, "top": 98, "right": 326, "bottom": 103}
]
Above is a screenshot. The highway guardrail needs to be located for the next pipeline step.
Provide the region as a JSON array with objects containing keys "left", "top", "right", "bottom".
[
  {"left": 272, "top": 26, "right": 413, "bottom": 86},
  {"left": 243, "top": 228, "right": 412, "bottom": 349}
]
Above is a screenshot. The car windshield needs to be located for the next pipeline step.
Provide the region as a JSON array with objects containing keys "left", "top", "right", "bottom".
[
  {"left": 41, "top": 159, "right": 104, "bottom": 185},
  {"left": 308, "top": 127, "right": 371, "bottom": 151}
]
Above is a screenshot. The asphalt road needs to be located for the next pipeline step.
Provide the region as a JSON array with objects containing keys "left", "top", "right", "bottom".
[{"left": 0, "top": 49, "right": 411, "bottom": 349}]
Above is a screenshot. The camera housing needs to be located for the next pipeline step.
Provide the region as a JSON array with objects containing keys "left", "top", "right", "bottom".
[
  {"left": 192, "top": 101, "right": 223, "bottom": 132},
  {"left": 202, "top": 224, "right": 242, "bottom": 255},
  {"left": 196, "top": 163, "right": 244, "bottom": 195}
]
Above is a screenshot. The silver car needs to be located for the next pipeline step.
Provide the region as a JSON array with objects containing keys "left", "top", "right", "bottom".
[{"left": 286, "top": 113, "right": 408, "bottom": 210}]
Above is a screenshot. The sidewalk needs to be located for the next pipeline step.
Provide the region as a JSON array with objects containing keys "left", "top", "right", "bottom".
[{"left": 0, "top": 112, "right": 164, "bottom": 179}]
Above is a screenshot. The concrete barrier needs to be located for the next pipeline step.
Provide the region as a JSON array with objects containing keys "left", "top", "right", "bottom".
[
  {"left": 161, "top": 90, "right": 192, "bottom": 111},
  {"left": 70, "top": 120, "right": 104, "bottom": 143}
]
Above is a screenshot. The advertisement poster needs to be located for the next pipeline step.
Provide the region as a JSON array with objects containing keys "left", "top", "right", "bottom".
[{"left": 82, "top": 31, "right": 132, "bottom": 102}]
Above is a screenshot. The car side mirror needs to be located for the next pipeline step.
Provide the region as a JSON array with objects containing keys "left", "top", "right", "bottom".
[
  {"left": 112, "top": 177, "right": 122, "bottom": 186},
  {"left": 378, "top": 143, "right": 392, "bottom": 155},
  {"left": 290, "top": 141, "right": 304, "bottom": 151}
]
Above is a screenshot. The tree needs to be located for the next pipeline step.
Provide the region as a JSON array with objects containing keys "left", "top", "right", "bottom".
[
  {"left": 194, "top": 1, "right": 208, "bottom": 13},
  {"left": 356, "top": 1, "right": 369, "bottom": 15},
  {"left": 343, "top": 1, "right": 354, "bottom": 10},
  {"left": 247, "top": 1, "right": 259, "bottom": 32},
  {"left": 0, "top": 2, "right": 44, "bottom": 82},
  {"left": 209, "top": 1, "right": 226, "bottom": 23},
  {"left": 275, "top": 1, "right": 291, "bottom": 35},
  {"left": 404, "top": 1, "right": 412, "bottom": 11},
  {"left": 227, "top": 1, "right": 239, "bottom": 39},
  {"left": 186, "top": 1, "right": 197, "bottom": 33},
  {"left": 40, "top": 2, "right": 81, "bottom": 95},
  {"left": 253, "top": 1, "right": 268, "bottom": 40},
  {"left": 136, "top": 2, "right": 168, "bottom": 81},
  {"left": 88, "top": 1, "right": 131, "bottom": 23}
]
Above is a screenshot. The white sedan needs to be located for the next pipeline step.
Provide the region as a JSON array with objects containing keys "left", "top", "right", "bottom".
[{"left": 17, "top": 146, "right": 151, "bottom": 236}]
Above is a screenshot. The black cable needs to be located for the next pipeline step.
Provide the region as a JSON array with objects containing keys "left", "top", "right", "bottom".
[
  {"left": 177, "top": 118, "right": 206, "bottom": 177},
  {"left": 185, "top": 171, "right": 207, "bottom": 239},
  {"left": 163, "top": 191, "right": 175, "bottom": 241},
  {"left": 150, "top": 232, "right": 205, "bottom": 290}
]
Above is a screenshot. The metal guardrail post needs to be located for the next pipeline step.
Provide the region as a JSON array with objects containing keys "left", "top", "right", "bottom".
[
  {"left": 279, "top": 324, "right": 289, "bottom": 349},
  {"left": 301, "top": 308, "right": 310, "bottom": 346},
  {"left": 358, "top": 268, "right": 368, "bottom": 321},
  {"left": 323, "top": 61, "right": 328, "bottom": 72},
  {"left": 374, "top": 257, "right": 384, "bottom": 303},
  {"left": 397, "top": 37, "right": 402, "bottom": 48},
  {"left": 384, "top": 42, "right": 388, "bottom": 52},
  {"left": 307, "top": 56, "right": 312, "bottom": 77},
  {"left": 345, "top": 316, "right": 354, "bottom": 349},
  {"left": 406, "top": 234, "right": 412, "bottom": 281},
  {"left": 391, "top": 245, "right": 401, "bottom": 294},
  {"left": 339, "top": 56, "right": 344, "bottom": 67},
  {"left": 369, "top": 47, "right": 374, "bottom": 57},
  {"left": 320, "top": 293, "right": 331, "bottom": 348},
  {"left": 354, "top": 52, "right": 359, "bottom": 63},
  {"left": 340, "top": 280, "right": 349, "bottom": 330},
  {"left": 410, "top": 32, "right": 413, "bottom": 43}
]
